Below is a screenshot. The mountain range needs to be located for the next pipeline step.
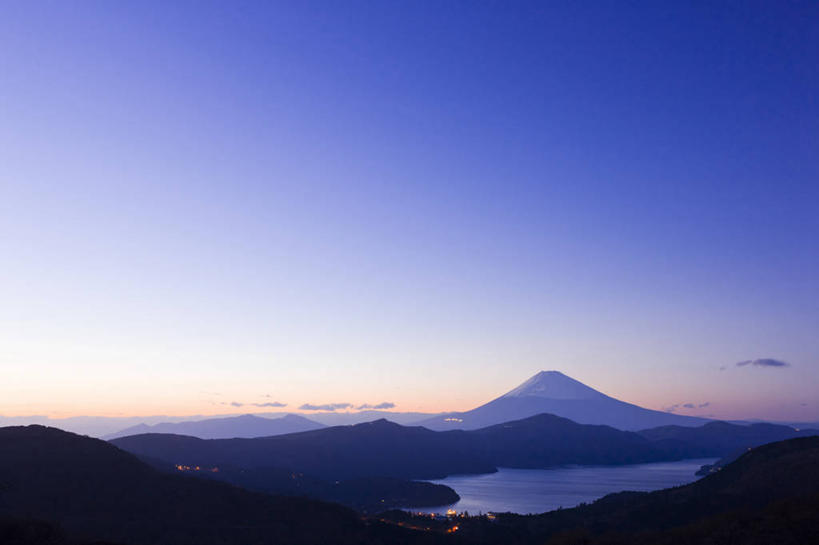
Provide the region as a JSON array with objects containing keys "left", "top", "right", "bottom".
[
  {"left": 110, "top": 414, "right": 817, "bottom": 485},
  {"left": 104, "top": 371, "right": 711, "bottom": 440},
  {"left": 104, "top": 413, "right": 324, "bottom": 440},
  {"left": 5, "top": 370, "right": 797, "bottom": 441}
]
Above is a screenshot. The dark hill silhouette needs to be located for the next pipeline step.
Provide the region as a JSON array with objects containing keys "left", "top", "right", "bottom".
[
  {"left": 0, "top": 517, "right": 74, "bottom": 545},
  {"left": 186, "top": 466, "right": 459, "bottom": 513},
  {"left": 0, "top": 426, "right": 455, "bottom": 545},
  {"left": 473, "top": 414, "right": 663, "bottom": 467},
  {"left": 416, "top": 371, "right": 709, "bottom": 431},
  {"left": 113, "top": 419, "right": 496, "bottom": 480},
  {"left": 104, "top": 413, "right": 324, "bottom": 440},
  {"left": 639, "top": 420, "right": 818, "bottom": 459}
]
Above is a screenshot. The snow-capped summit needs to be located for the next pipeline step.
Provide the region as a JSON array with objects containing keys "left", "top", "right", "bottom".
[
  {"left": 416, "top": 370, "right": 709, "bottom": 431},
  {"left": 502, "top": 370, "right": 606, "bottom": 400}
]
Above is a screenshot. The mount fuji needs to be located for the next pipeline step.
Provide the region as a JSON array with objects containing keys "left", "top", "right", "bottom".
[{"left": 416, "top": 370, "right": 710, "bottom": 431}]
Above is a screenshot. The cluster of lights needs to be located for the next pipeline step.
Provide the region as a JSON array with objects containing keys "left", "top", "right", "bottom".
[
  {"left": 414, "top": 509, "right": 469, "bottom": 519},
  {"left": 174, "top": 464, "right": 219, "bottom": 473}
]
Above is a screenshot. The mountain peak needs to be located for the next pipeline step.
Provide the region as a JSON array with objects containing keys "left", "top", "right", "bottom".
[{"left": 502, "top": 370, "right": 606, "bottom": 400}]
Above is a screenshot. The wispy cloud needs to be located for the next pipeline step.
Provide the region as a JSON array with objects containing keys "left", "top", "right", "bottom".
[
  {"left": 736, "top": 358, "right": 790, "bottom": 368},
  {"left": 299, "top": 402, "right": 353, "bottom": 412},
  {"left": 356, "top": 402, "right": 396, "bottom": 410},
  {"left": 220, "top": 399, "right": 287, "bottom": 408},
  {"left": 298, "top": 401, "right": 395, "bottom": 411},
  {"left": 251, "top": 401, "right": 287, "bottom": 408},
  {"left": 664, "top": 401, "right": 710, "bottom": 413}
]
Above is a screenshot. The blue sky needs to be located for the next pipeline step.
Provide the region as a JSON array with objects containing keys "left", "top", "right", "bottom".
[{"left": 1, "top": 1, "right": 817, "bottom": 420}]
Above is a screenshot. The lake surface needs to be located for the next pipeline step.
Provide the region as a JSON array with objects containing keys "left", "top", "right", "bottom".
[{"left": 427, "top": 458, "right": 716, "bottom": 515}]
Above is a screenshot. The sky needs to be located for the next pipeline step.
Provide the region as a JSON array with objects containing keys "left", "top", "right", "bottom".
[{"left": 1, "top": 1, "right": 817, "bottom": 421}]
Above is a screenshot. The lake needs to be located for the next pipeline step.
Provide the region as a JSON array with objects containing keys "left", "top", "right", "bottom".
[{"left": 426, "top": 458, "right": 717, "bottom": 515}]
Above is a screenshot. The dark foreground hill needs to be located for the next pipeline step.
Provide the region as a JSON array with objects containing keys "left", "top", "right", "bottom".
[{"left": 0, "top": 426, "right": 457, "bottom": 545}]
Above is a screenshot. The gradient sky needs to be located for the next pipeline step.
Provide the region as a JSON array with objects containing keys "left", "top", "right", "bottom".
[{"left": 1, "top": 1, "right": 817, "bottom": 421}]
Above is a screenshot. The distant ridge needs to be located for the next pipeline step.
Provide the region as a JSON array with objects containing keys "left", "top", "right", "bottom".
[
  {"left": 416, "top": 370, "right": 711, "bottom": 431},
  {"left": 105, "top": 413, "right": 324, "bottom": 440}
]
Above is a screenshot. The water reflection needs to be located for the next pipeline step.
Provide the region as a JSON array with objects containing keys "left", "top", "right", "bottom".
[{"left": 427, "top": 458, "right": 717, "bottom": 515}]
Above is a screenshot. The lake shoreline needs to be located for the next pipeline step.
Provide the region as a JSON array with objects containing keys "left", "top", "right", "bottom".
[{"left": 424, "top": 458, "right": 718, "bottom": 515}]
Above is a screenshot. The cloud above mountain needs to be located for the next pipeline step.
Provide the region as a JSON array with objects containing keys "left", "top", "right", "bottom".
[
  {"left": 664, "top": 401, "right": 710, "bottom": 413},
  {"left": 224, "top": 401, "right": 287, "bottom": 408},
  {"left": 356, "top": 402, "right": 395, "bottom": 410},
  {"left": 297, "top": 401, "right": 396, "bottom": 411},
  {"left": 736, "top": 358, "right": 790, "bottom": 368},
  {"left": 299, "top": 402, "right": 353, "bottom": 411}
]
